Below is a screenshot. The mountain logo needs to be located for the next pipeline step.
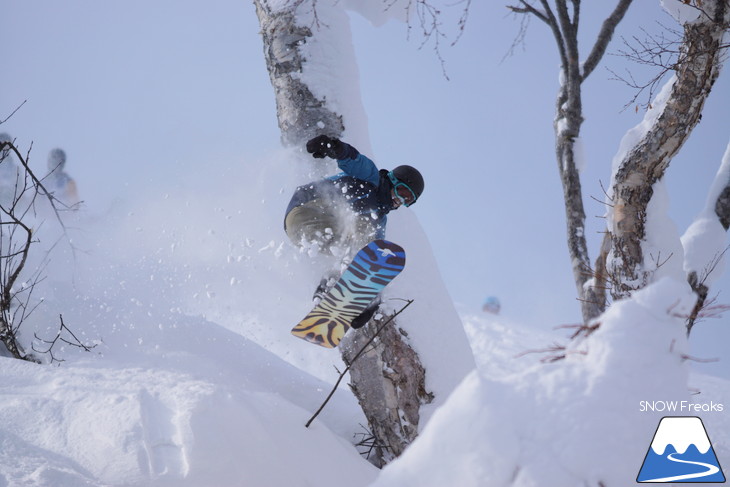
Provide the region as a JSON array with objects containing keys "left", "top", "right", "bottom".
[{"left": 637, "top": 416, "right": 726, "bottom": 483}]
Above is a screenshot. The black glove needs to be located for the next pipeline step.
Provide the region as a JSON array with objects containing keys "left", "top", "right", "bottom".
[{"left": 306, "top": 135, "right": 358, "bottom": 160}]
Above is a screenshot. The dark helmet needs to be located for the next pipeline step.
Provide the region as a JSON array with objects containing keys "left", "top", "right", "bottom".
[
  {"left": 48, "top": 148, "right": 67, "bottom": 171},
  {"left": 391, "top": 165, "right": 424, "bottom": 200}
]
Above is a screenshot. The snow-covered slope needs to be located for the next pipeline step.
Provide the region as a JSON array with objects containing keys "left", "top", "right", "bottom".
[
  {"left": 2, "top": 163, "right": 380, "bottom": 485},
  {"left": 372, "top": 278, "right": 730, "bottom": 487},
  {"left": 0, "top": 336, "right": 374, "bottom": 486},
  {"left": 2, "top": 149, "right": 728, "bottom": 485},
  {"left": 0, "top": 149, "right": 474, "bottom": 485}
]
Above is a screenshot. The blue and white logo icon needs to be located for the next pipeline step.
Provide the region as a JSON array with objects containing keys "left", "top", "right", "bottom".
[{"left": 637, "top": 416, "right": 725, "bottom": 483}]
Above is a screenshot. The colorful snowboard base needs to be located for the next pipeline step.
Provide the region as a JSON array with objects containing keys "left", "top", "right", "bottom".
[{"left": 291, "top": 239, "right": 406, "bottom": 348}]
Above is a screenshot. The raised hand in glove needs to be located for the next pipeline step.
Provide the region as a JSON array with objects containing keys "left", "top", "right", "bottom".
[{"left": 306, "top": 135, "right": 358, "bottom": 160}]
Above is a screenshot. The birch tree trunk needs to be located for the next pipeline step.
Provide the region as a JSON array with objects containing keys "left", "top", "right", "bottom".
[
  {"left": 253, "top": 0, "right": 432, "bottom": 466},
  {"left": 607, "top": 0, "right": 729, "bottom": 300},
  {"left": 254, "top": 1, "right": 344, "bottom": 146},
  {"left": 340, "top": 312, "right": 432, "bottom": 467}
]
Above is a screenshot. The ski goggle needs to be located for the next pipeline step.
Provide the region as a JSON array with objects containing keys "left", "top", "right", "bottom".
[{"left": 387, "top": 171, "right": 418, "bottom": 207}]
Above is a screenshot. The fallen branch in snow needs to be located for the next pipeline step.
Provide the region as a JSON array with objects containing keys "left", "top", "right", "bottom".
[
  {"left": 305, "top": 299, "right": 414, "bottom": 428},
  {"left": 514, "top": 341, "right": 588, "bottom": 363},
  {"left": 557, "top": 321, "right": 602, "bottom": 340},
  {"left": 669, "top": 339, "right": 719, "bottom": 364}
]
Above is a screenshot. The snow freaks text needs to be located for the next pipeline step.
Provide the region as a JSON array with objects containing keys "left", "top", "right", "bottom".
[{"left": 639, "top": 401, "right": 724, "bottom": 413}]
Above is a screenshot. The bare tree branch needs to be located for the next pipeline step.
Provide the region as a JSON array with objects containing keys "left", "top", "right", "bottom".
[
  {"left": 555, "top": 0, "right": 579, "bottom": 66},
  {"left": 32, "top": 315, "right": 98, "bottom": 365},
  {"left": 0, "top": 139, "right": 80, "bottom": 360},
  {"left": 508, "top": 0, "right": 550, "bottom": 24},
  {"left": 582, "top": 0, "right": 634, "bottom": 80},
  {"left": 539, "top": 0, "right": 569, "bottom": 69},
  {"left": 0, "top": 100, "right": 27, "bottom": 125}
]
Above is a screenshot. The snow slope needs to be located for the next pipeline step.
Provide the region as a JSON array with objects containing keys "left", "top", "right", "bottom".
[
  {"left": 2, "top": 162, "right": 378, "bottom": 485},
  {"left": 1, "top": 149, "right": 728, "bottom": 485},
  {"left": 0, "top": 146, "right": 474, "bottom": 485},
  {"left": 373, "top": 278, "right": 730, "bottom": 487}
]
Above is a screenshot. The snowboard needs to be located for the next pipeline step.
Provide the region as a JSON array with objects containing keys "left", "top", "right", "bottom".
[{"left": 291, "top": 239, "right": 406, "bottom": 348}]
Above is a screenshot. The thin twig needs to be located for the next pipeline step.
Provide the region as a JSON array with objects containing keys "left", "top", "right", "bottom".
[
  {"left": 305, "top": 299, "right": 414, "bottom": 428},
  {"left": 32, "top": 315, "right": 97, "bottom": 365},
  {"left": 0, "top": 100, "right": 26, "bottom": 125}
]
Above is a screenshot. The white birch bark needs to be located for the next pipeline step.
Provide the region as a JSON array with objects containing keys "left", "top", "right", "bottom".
[{"left": 606, "top": 0, "right": 729, "bottom": 300}]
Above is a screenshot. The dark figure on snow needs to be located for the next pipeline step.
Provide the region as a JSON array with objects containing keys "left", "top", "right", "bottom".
[{"left": 284, "top": 134, "right": 424, "bottom": 328}]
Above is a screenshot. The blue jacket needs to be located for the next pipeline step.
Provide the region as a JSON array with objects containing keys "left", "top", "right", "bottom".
[{"left": 285, "top": 153, "right": 395, "bottom": 239}]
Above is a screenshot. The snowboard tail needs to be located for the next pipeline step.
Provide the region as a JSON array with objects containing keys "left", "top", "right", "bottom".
[{"left": 292, "top": 240, "right": 405, "bottom": 348}]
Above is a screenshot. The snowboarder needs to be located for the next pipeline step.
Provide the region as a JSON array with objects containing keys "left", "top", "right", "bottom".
[
  {"left": 284, "top": 134, "right": 424, "bottom": 328},
  {"left": 46, "top": 148, "right": 79, "bottom": 207}
]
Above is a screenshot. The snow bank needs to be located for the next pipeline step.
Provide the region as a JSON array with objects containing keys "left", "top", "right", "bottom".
[
  {"left": 371, "top": 278, "right": 724, "bottom": 486},
  {"left": 0, "top": 312, "right": 376, "bottom": 486},
  {"left": 2, "top": 165, "right": 380, "bottom": 486}
]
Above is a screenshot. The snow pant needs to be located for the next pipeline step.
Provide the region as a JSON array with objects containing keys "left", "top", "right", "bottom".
[
  {"left": 284, "top": 199, "right": 377, "bottom": 255},
  {"left": 286, "top": 200, "right": 384, "bottom": 320}
]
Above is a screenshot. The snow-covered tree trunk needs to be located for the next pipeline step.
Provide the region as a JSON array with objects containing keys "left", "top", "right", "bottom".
[
  {"left": 607, "top": 0, "right": 729, "bottom": 300},
  {"left": 254, "top": 1, "right": 344, "bottom": 146},
  {"left": 253, "top": 0, "right": 431, "bottom": 465},
  {"left": 340, "top": 312, "right": 432, "bottom": 467}
]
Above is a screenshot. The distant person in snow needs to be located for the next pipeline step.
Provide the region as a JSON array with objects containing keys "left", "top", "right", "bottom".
[
  {"left": 46, "top": 148, "right": 79, "bottom": 207},
  {"left": 284, "top": 134, "right": 424, "bottom": 326}
]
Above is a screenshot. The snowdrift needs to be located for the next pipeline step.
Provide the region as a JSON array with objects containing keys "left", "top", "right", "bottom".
[{"left": 373, "top": 278, "right": 730, "bottom": 486}]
